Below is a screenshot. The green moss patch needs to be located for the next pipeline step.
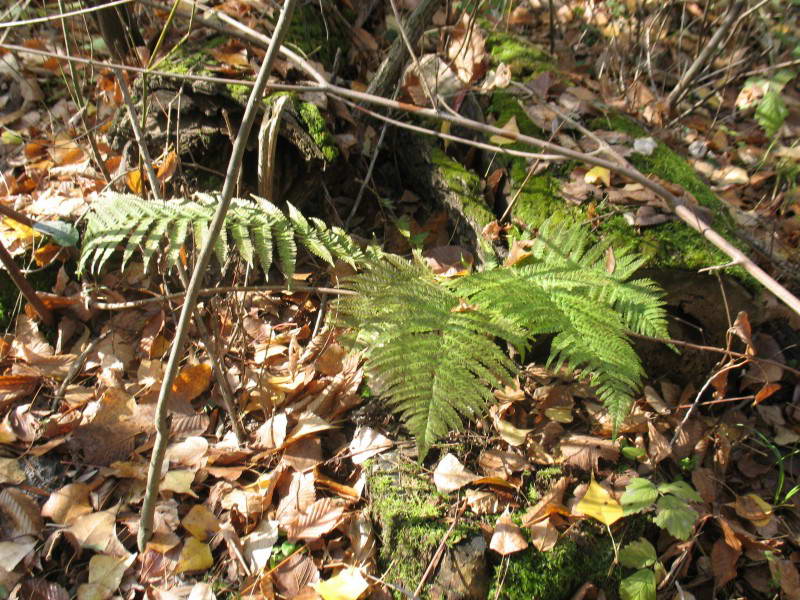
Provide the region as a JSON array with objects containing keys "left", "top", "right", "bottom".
[
  {"left": 368, "top": 457, "right": 471, "bottom": 597},
  {"left": 486, "top": 32, "right": 553, "bottom": 78},
  {"left": 491, "top": 535, "right": 617, "bottom": 600}
]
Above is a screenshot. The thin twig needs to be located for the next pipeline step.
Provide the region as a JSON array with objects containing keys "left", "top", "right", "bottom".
[
  {"left": 413, "top": 499, "right": 466, "bottom": 597},
  {"left": 176, "top": 263, "right": 246, "bottom": 444},
  {"left": 51, "top": 330, "right": 110, "bottom": 410},
  {"left": 137, "top": 0, "right": 298, "bottom": 553},
  {"left": 628, "top": 331, "right": 800, "bottom": 378},
  {"left": 86, "top": 284, "right": 356, "bottom": 310},
  {"left": 112, "top": 66, "right": 162, "bottom": 197},
  {"left": 669, "top": 359, "right": 746, "bottom": 447}
]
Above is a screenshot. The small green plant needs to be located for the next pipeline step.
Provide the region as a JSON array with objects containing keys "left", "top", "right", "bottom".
[
  {"left": 336, "top": 218, "right": 669, "bottom": 457},
  {"left": 617, "top": 478, "right": 702, "bottom": 600}
]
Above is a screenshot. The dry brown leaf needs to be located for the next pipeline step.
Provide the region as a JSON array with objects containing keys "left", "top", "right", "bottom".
[
  {"left": 447, "top": 14, "right": 487, "bottom": 84},
  {"left": 478, "top": 449, "right": 529, "bottom": 479},
  {"left": 0, "top": 487, "right": 43, "bottom": 538},
  {"left": 711, "top": 538, "right": 740, "bottom": 588},
  {"left": 0, "top": 458, "right": 25, "bottom": 485},
  {"left": 171, "top": 362, "right": 212, "bottom": 405},
  {"left": 348, "top": 427, "right": 392, "bottom": 465},
  {"left": 489, "top": 513, "right": 528, "bottom": 555},
  {"left": 273, "top": 553, "right": 320, "bottom": 599},
  {"left": 465, "top": 489, "right": 503, "bottom": 515},
  {"left": 529, "top": 516, "right": 559, "bottom": 552},
  {"left": 285, "top": 497, "right": 345, "bottom": 542},
  {"left": 769, "top": 557, "right": 800, "bottom": 600},
  {"left": 67, "top": 509, "right": 126, "bottom": 555},
  {"left": 42, "top": 483, "right": 94, "bottom": 526},
  {"left": 522, "top": 476, "right": 570, "bottom": 527},
  {"left": 254, "top": 412, "right": 288, "bottom": 450},
  {"left": 433, "top": 453, "right": 479, "bottom": 493},
  {"left": 181, "top": 505, "right": 220, "bottom": 541},
  {"left": 733, "top": 494, "right": 773, "bottom": 526},
  {"left": 647, "top": 421, "right": 671, "bottom": 465},
  {"left": 558, "top": 434, "right": 619, "bottom": 471}
]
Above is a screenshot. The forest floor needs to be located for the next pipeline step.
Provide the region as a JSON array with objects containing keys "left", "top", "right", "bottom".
[{"left": 1, "top": 0, "right": 800, "bottom": 599}]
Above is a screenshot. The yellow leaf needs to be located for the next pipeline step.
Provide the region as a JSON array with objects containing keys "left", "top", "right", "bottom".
[
  {"left": 315, "top": 566, "right": 370, "bottom": 600},
  {"left": 125, "top": 169, "right": 143, "bottom": 194},
  {"left": 177, "top": 537, "right": 213, "bottom": 573},
  {"left": 161, "top": 470, "right": 198, "bottom": 497},
  {"left": 489, "top": 116, "right": 520, "bottom": 145},
  {"left": 494, "top": 418, "right": 533, "bottom": 446},
  {"left": 575, "top": 478, "right": 623, "bottom": 526},
  {"left": 181, "top": 505, "right": 220, "bottom": 541},
  {"left": 3, "top": 217, "right": 41, "bottom": 243},
  {"left": 584, "top": 166, "right": 611, "bottom": 187},
  {"left": 171, "top": 363, "right": 212, "bottom": 404}
]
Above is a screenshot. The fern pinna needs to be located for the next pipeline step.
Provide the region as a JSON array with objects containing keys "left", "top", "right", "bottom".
[
  {"left": 335, "top": 219, "right": 669, "bottom": 458},
  {"left": 78, "top": 192, "right": 375, "bottom": 277}
]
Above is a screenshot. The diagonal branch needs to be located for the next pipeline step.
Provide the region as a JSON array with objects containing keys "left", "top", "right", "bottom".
[{"left": 136, "top": 0, "right": 298, "bottom": 552}]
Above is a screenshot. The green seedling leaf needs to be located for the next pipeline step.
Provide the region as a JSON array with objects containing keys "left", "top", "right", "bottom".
[
  {"left": 756, "top": 88, "right": 789, "bottom": 137},
  {"left": 621, "top": 478, "right": 658, "bottom": 515},
  {"left": 654, "top": 494, "right": 698, "bottom": 540},
  {"left": 619, "top": 538, "right": 657, "bottom": 569},
  {"left": 619, "top": 569, "right": 656, "bottom": 600},
  {"left": 657, "top": 480, "right": 702, "bottom": 503},
  {"left": 1, "top": 129, "right": 23, "bottom": 145},
  {"left": 621, "top": 446, "right": 646, "bottom": 460},
  {"left": 33, "top": 221, "right": 80, "bottom": 247}
]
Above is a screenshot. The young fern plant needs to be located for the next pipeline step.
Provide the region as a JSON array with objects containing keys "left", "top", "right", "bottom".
[
  {"left": 78, "top": 192, "right": 378, "bottom": 278},
  {"left": 334, "top": 218, "right": 670, "bottom": 458}
]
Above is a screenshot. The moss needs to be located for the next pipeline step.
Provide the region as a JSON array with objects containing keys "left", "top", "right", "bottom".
[
  {"left": 283, "top": 2, "right": 347, "bottom": 69},
  {"left": 485, "top": 32, "right": 553, "bottom": 78},
  {"left": 298, "top": 101, "right": 339, "bottom": 162},
  {"left": 368, "top": 458, "right": 471, "bottom": 598},
  {"left": 225, "top": 83, "right": 252, "bottom": 106},
  {"left": 491, "top": 534, "right": 618, "bottom": 600},
  {"left": 590, "top": 113, "right": 753, "bottom": 282},
  {"left": 430, "top": 148, "right": 493, "bottom": 228}
]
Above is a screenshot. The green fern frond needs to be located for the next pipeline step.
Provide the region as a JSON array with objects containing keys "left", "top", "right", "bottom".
[
  {"left": 336, "top": 254, "right": 524, "bottom": 457},
  {"left": 78, "top": 192, "right": 372, "bottom": 277},
  {"left": 336, "top": 219, "right": 669, "bottom": 457}
]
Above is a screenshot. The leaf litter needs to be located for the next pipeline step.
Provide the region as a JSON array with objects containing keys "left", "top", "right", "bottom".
[{"left": 1, "top": 0, "right": 800, "bottom": 598}]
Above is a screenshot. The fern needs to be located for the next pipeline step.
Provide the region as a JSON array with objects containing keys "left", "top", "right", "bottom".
[
  {"left": 78, "top": 192, "right": 377, "bottom": 277},
  {"left": 334, "top": 219, "right": 669, "bottom": 458}
]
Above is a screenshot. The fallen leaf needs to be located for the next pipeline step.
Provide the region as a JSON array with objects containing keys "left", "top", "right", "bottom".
[
  {"left": 243, "top": 518, "right": 279, "bottom": 571},
  {"left": 574, "top": 478, "right": 623, "bottom": 526},
  {"left": 181, "top": 505, "right": 220, "bottom": 541},
  {"left": 0, "top": 458, "right": 25, "bottom": 484},
  {"left": 733, "top": 493, "right": 773, "bottom": 526},
  {"left": 489, "top": 513, "right": 528, "bottom": 555},
  {"left": 77, "top": 553, "right": 136, "bottom": 600},
  {"left": 529, "top": 516, "right": 559, "bottom": 552},
  {"left": 0, "top": 486, "right": 43, "bottom": 538},
  {"left": 711, "top": 538, "right": 740, "bottom": 588},
  {"left": 285, "top": 498, "right": 345, "bottom": 541},
  {"left": 161, "top": 470, "right": 198, "bottom": 497},
  {"left": 348, "top": 427, "right": 392, "bottom": 465},
  {"left": 584, "top": 166, "right": 611, "bottom": 187},
  {"left": 171, "top": 363, "right": 212, "bottom": 405},
  {"left": 42, "top": 483, "right": 94, "bottom": 525},
  {"left": 490, "top": 116, "right": 520, "bottom": 145},
  {"left": 177, "top": 537, "right": 213, "bottom": 573},
  {"left": 433, "top": 453, "right": 478, "bottom": 493},
  {"left": 314, "top": 566, "right": 369, "bottom": 600}
]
